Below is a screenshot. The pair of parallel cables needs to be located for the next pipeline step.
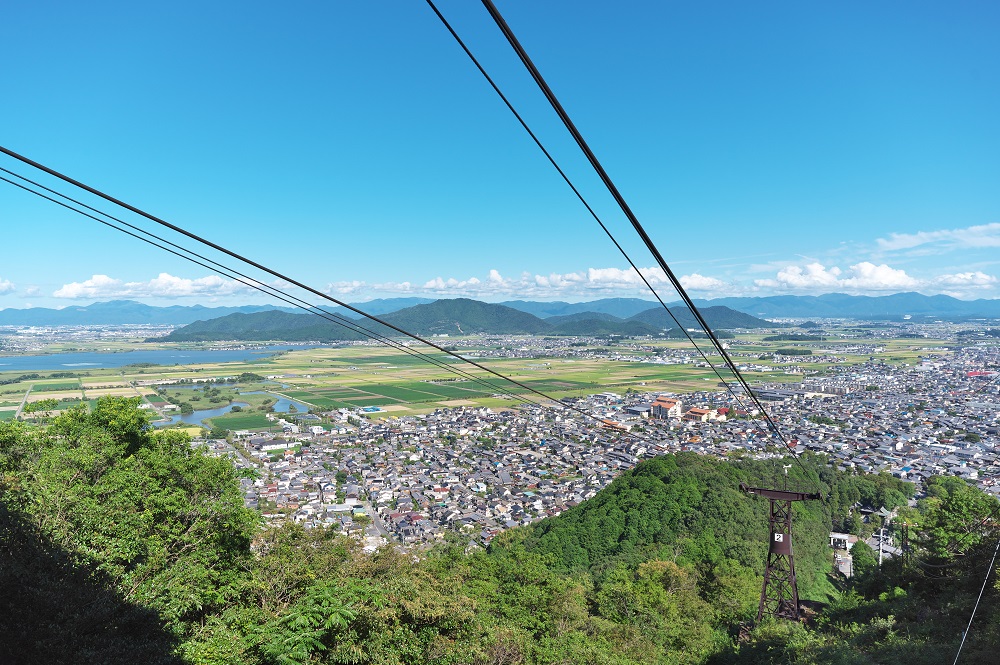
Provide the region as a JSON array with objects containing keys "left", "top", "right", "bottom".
[
  {"left": 427, "top": 0, "right": 813, "bottom": 478},
  {"left": 0, "top": 155, "right": 682, "bottom": 454},
  {"left": 0, "top": 1, "right": 806, "bottom": 468}
]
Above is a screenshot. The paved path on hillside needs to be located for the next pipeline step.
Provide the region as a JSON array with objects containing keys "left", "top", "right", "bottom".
[{"left": 14, "top": 383, "right": 33, "bottom": 419}]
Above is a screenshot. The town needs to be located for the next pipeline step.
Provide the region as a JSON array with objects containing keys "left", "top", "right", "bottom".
[{"left": 194, "top": 336, "right": 1000, "bottom": 562}]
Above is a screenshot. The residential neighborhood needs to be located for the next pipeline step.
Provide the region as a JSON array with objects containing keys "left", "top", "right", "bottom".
[{"left": 196, "top": 339, "right": 1000, "bottom": 555}]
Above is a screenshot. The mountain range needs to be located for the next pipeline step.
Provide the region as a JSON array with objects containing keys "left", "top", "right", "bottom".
[
  {"left": 697, "top": 292, "right": 1000, "bottom": 319},
  {"left": 2, "top": 292, "right": 999, "bottom": 327},
  {"left": 0, "top": 300, "right": 289, "bottom": 326},
  {"left": 162, "top": 298, "right": 776, "bottom": 342}
]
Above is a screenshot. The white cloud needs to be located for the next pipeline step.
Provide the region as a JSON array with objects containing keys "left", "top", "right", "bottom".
[
  {"left": 754, "top": 263, "right": 843, "bottom": 289},
  {"left": 753, "top": 261, "right": 1000, "bottom": 296},
  {"left": 0, "top": 278, "right": 14, "bottom": 295},
  {"left": 755, "top": 262, "right": 919, "bottom": 291},
  {"left": 842, "top": 262, "right": 920, "bottom": 290},
  {"left": 933, "top": 271, "right": 997, "bottom": 288},
  {"left": 325, "top": 266, "right": 748, "bottom": 300},
  {"left": 679, "top": 273, "right": 727, "bottom": 291},
  {"left": 325, "top": 280, "right": 367, "bottom": 295},
  {"left": 877, "top": 222, "right": 1000, "bottom": 252},
  {"left": 53, "top": 273, "right": 251, "bottom": 299}
]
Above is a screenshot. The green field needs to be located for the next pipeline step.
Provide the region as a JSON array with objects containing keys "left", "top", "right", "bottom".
[
  {"left": 0, "top": 324, "right": 960, "bottom": 429},
  {"left": 341, "top": 397, "right": 394, "bottom": 407},
  {"left": 32, "top": 381, "right": 82, "bottom": 392},
  {"left": 206, "top": 412, "right": 277, "bottom": 430}
]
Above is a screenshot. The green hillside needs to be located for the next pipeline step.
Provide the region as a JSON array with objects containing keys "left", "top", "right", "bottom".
[
  {"left": 524, "top": 454, "right": 834, "bottom": 598},
  {"left": 380, "top": 298, "right": 551, "bottom": 335},
  {"left": 162, "top": 310, "right": 372, "bottom": 342},
  {"left": 629, "top": 305, "right": 782, "bottom": 330},
  {"left": 164, "top": 299, "right": 771, "bottom": 342},
  {"left": 5, "top": 400, "right": 999, "bottom": 664}
]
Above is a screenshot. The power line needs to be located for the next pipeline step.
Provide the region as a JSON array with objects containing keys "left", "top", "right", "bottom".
[
  {"left": 476, "top": 0, "right": 786, "bottom": 446},
  {"left": 422, "top": 0, "right": 745, "bottom": 403},
  {"left": 423, "top": 0, "right": 780, "bottom": 454},
  {"left": 426, "top": 1, "right": 808, "bottom": 472},
  {"left": 952, "top": 536, "right": 1000, "bottom": 664},
  {"left": 0, "top": 158, "right": 673, "bottom": 448},
  {"left": 0, "top": 166, "right": 539, "bottom": 406},
  {"left": 0, "top": 144, "right": 614, "bottom": 420}
]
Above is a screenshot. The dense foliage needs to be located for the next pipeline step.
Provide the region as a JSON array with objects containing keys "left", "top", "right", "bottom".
[
  {"left": 2, "top": 399, "right": 999, "bottom": 663},
  {"left": 164, "top": 300, "right": 773, "bottom": 342}
]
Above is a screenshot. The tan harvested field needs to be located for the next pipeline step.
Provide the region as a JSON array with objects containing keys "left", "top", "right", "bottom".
[
  {"left": 27, "top": 391, "right": 83, "bottom": 402},
  {"left": 0, "top": 326, "right": 959, "bottom": 425},
  {"left": 86, "top": 386, "right": 154, "bottom": 397}
]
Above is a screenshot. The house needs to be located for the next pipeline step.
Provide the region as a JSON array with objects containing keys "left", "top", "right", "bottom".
[
  {"left": 683, "top": 407, "right": 715, "bottom": 422},
  {"left": 626, "top": 403, "right": 652, "bottom": 418},
  {"left": 651, "top": 397, "right": 682, "bottom": 419},
  {"left": 829, "top": 532, "right": 858, "bottom": 551}
]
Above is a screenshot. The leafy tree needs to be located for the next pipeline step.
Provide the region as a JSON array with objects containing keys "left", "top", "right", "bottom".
[
  {"left": 850, "top": 541, "right": 877, "bottom": 575},
  {"left": 918, "top": 475, "right": 998, "bottom": 558}
]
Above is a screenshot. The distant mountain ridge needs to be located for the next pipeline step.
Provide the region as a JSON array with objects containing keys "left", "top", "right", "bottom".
[
  {"left": 0, "top": 298, "right": 434, "bottom": 326},
  {"left": 696, "top": 292, "right": 1000, "bottom": 319},
  {"left": 0, "top": 300, "right": 295, "bottom": 326},
  {"left": 163, "top": 299, "right": 777, "bottom": 342},
  {"left": 501, "top": 298, "right": 661, "bottom": 319},
  {"left": 628, "top": 305, "right": 782, "bottom": 330},
  {"left": 4, "top": 292, "right": 998, "bottom": 327}
]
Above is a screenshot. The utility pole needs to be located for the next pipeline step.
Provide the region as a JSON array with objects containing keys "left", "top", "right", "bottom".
[{"left": 877, "top": 527, "right": 886, "bottom": 568}]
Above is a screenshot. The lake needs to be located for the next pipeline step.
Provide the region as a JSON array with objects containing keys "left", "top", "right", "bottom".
[
  {"left": 240, "top": 390, "right": 311, "bottom": 413},
  {"left": 152, "top": 390, "right": 311, "bottom": 428},
  {"left": 0, "top": 345, "right": 319, "bottom": 373},
  {"left": 155, "top": 401, "right": 250, "bottom": 427}
]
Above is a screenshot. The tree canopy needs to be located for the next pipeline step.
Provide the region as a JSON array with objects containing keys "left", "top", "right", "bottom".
[{"left": 2, "top": 398, "right": 999, "bottom": 664}]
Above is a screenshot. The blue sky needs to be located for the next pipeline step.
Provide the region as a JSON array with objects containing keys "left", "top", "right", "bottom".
[{"left": 1, "top": 0, "right": 998, "bottom": 308}]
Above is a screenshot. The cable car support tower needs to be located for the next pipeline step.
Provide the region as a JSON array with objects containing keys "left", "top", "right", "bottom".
[{"left": 741, "top": 482, "right": 821, "bottom": 622}]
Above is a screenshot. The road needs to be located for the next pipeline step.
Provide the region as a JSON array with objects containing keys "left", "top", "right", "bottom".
[
  {"left": 14, "top": 383, "right": 33, "bottom": 419},
  {"left": 362, "top": 500, "right": 390, "bottom": 538}
]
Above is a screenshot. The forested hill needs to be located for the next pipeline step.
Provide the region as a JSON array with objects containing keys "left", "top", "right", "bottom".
[
  {"left": 523, "top": 453, "right": 833, "bottom": 598},
  {"left": 628, "top": 305, "right": 786, "bottom": 330},
  {"left": 4, "top": 399, "right": 1000, "bottom": 663},
  {"left": 163, "top": 298, "right": 777, "bottom": 341}
]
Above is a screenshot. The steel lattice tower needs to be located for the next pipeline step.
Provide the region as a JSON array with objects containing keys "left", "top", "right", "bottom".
[{"left": 741, "top": 483, "right": 821, "bottom": 622}]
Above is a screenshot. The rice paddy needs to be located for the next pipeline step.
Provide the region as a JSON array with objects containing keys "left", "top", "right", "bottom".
[{"left": 0, "top": 328, "right": 953, "bottom": 425}]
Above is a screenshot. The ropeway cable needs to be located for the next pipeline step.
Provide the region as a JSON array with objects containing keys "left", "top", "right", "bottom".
[
  {"left": 0, "top": 158, "right": 672, "bottom": 446},
  {"left": 0, "top": 145, "right": 596, "bottom": 414},
  {"left": 952, "top": 536, "right": 1000, "bottom": 664},
  {"left": 0, "top": 168, "right": 538, "bottom": 406},
  {"left": 423, "top": 0, "right": 779, "bottom": 448},
  {"left": 0, "top": 164, "right": 548, "bottom": 406},
  {"left": 476, "top": 0, "right": 793, "bottom": 452},
  {"left": 425, "top": 0, "right": 808, "bottom": 470}
]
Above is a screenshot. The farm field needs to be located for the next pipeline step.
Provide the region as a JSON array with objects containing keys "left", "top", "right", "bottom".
[
  {"left": 206, "top": 412, "right": 276, "bottom": 430},
  {"left": 0, "top": 326, "right": 956, "bottom": 427}
]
